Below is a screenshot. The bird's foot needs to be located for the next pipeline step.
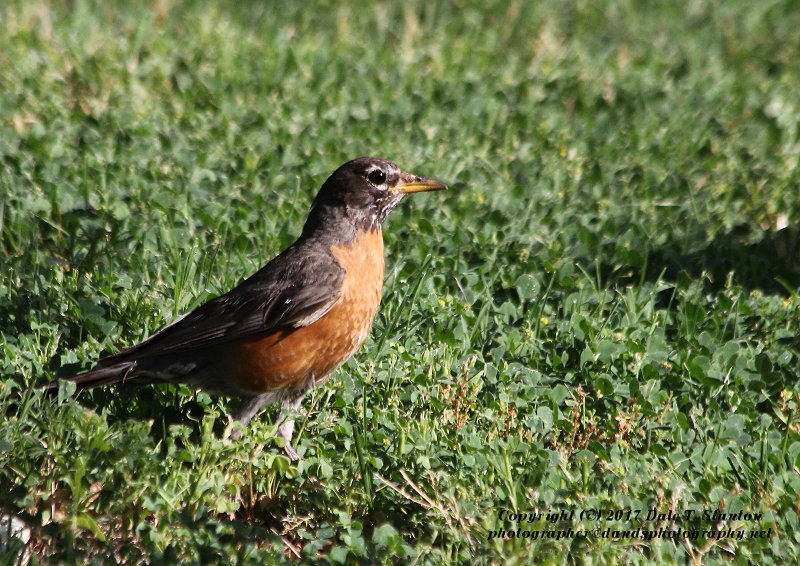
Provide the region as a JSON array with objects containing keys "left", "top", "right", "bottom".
[{"left": 284, "top": 443, "right": 301, "bottom": 461}]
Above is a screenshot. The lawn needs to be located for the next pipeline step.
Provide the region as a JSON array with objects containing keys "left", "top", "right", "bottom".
[{"left": 2, "top": 0, "right": 800, "bottom": 564}]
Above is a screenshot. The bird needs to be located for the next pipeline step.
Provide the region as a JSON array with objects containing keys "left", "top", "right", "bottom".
[{"left": 44, "top": 157, "right": 446, "bottom": 460}]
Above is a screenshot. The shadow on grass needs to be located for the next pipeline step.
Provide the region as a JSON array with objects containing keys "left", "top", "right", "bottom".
[
  {"left": 658, "top": 225, "right": 799, "bottom": 293},
  {"left": 601, "top": 225, "right": 800, "bottom": 300},
  {"left": 43, "top": 376, "right": 235, "bottom": 448}
]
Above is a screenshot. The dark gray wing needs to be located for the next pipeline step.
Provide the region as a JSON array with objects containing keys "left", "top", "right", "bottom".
[{"left": 99, "top": 244, "right": 344, "bottom": 363}]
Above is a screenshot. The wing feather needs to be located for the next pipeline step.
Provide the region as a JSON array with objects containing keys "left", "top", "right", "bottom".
[{"left": 100, "top": 243, "right": 344, "bottom": 363}]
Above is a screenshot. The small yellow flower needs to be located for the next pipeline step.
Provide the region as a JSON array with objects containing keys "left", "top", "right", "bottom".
[{"left": 540, "top": 316, "right": 549, "bottom": 325}]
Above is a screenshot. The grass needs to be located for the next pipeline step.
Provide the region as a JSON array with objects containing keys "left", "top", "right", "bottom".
[{"left": 2, "top": 0, "right": 800, "bottom": 563}]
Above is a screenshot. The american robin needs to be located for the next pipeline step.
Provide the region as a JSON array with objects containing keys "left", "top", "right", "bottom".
[{"left": 46, "top": 157, "right": 446, "bottom": 460}]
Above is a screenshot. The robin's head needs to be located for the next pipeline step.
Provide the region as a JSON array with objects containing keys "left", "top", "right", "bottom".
[{"left": 305, "top": 157, "right": 446, "bottom": 235}]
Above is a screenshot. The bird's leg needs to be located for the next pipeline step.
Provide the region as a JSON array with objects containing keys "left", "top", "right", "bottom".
[
  {"left": 277, "top": 393, "right": 306, "bottom": 461},
  {"left": 229, "top": 393, "right": 271, "bottom": 440}
]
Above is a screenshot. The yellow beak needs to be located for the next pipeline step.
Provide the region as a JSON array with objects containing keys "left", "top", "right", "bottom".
[{"left": 393, "top": 172, "right": 448, "bottom": 194}]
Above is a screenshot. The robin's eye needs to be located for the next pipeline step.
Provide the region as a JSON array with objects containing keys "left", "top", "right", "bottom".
[{"left": 367, "top": 169, "right": 387, "bottom": 186}]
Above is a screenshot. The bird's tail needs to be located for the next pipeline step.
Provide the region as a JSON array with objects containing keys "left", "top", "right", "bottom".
[{"left": 41, "top": 362, "right": 139, "bottom": 393}]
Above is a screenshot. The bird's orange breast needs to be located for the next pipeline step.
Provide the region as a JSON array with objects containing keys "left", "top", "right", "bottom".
[{"left": 228, "top": 229, "right": 385, "bottom": 393}]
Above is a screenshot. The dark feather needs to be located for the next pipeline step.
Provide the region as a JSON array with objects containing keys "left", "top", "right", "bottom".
[
  {"left": 100, "top": 240, "right": 345, "bottom": 364},
  {"left": 41, "top": 362, "right": 139, "bottom": 391}
]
